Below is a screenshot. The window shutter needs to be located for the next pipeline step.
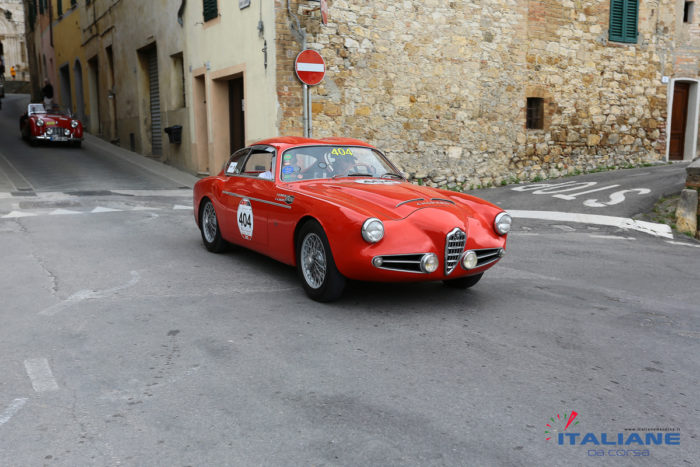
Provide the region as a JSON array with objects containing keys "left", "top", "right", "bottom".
[
  {"left": 203, "top": 0, "right": 218, "bottom": 22},
  {"left": 624, "top": 0, "right": 638, "bottom": 42},
  {"left": 609, "top": 0, "right": 625, "bottom": 42},
  {"left": 609, "top": 0, "right": 638, "bottom": 43}
]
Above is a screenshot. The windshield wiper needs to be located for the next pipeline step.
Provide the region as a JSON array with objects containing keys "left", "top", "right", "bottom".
[{"left": 381, "top": 172, "right": 405, "bottom": 180}]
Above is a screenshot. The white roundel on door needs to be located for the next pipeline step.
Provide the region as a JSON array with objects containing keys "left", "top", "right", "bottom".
[{"left": 237, "top": 198, "right": 254, "bottom": 239}]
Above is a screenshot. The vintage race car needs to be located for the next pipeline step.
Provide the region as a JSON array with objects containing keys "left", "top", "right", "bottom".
[
  {"left": 194, "top": 137, "right": 511, "bottom": 301},
  {"left": 20, "top": 103, "right": 84, "bottom": 147}
]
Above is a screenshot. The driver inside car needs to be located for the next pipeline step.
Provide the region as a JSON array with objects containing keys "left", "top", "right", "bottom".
[{"left": 331, "top": 155, "right": 357, "bottom": 177}]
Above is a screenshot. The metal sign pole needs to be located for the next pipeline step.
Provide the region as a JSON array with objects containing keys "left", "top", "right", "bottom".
[
  {"left": 308, "top": 85, "right": 313, "bottom": 138},
  {"left": 303, "top": 83, "right": 309, "bottom": 138}
]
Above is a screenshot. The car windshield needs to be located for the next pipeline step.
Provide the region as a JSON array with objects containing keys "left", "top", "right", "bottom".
[
  {"left": 29, "top": 104, "right": 72, "bottom": 116},
  {"left": 280, "top": 145, "right": 399, "bottom": 182}
]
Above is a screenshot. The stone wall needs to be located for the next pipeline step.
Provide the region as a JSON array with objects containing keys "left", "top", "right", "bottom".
[{"left": 275, "top": 1, "right": 679, "bottom": 188}]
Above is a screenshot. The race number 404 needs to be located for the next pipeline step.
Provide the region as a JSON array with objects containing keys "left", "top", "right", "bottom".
[{"left": 237, "top": 199, "right": 254, "bottom": 239}]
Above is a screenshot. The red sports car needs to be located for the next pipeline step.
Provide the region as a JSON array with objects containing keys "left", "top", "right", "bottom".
[
  {"left": 20, "top": 103, "right": 84, "bottom": 147},
  {"left": 194, "top": 137, "right": 511, "bottom": 301}
]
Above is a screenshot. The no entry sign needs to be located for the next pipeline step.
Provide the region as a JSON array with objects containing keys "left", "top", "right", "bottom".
[{"left": 295, "top": 49, "right": 325, "bottom": 86}]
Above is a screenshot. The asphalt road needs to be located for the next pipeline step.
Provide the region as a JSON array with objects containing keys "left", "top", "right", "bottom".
[{"left": 0, "top": 94, "right": 698, "bottom": 466}]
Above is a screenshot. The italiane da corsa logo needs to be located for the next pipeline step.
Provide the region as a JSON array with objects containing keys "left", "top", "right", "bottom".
[{"left": 545, "top": 410, "right": 579, "bottom": 441}]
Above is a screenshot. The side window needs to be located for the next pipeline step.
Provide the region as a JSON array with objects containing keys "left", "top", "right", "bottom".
[
  {"left": 240, "top": 147, "right": 275, "bottom": 178},
  {"left": 225, "top": 148, "right": 250, "bottom": 176}
]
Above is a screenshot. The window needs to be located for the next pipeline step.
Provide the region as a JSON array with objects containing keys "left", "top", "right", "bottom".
[
  {"left": 57, "top": 0, "right": 63, "bottom": 16},
  {"left": 241, "top": 147, "right": 275, "bottom": 177},
  {"left": 71, "top": 0, "right": 77, "bottom": 7},
  {"left": 684, "top": 2, "right": 695, "bottom": 23},
  {"left": 225, "top": 148, "right": 250, "bottom": 175},
  {"left": 609, "top": 0, "right": 638, "bottom": 43},
  {"left": 526, "top": 98, "right": 544, "bottom": 130},
  {"left": 171, "top": 53, "right": 185, "bottom": 108},
  {"left": 203, "top": 0, "right": 218, "bottom": 22}
]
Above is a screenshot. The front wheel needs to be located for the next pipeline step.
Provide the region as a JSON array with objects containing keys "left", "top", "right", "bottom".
[
  {"left": 199, "top": 199, "right": 227, "bottom": 253},
  {"left": 443, "top": 273, "right": 483, "bottom": 289},
  {"left": 296, "top": 221, "right": 346, "bottom": 302}
]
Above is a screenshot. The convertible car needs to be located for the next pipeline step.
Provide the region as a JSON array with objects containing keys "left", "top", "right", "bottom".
[
  {"left": 20, "top": 103, "right": 83, "bottom": 147},
  {"left": 194, "top": 137, "right": 511, "bottom": 301}
]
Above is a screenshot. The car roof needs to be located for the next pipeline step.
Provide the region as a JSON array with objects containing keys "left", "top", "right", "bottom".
[{"left": 252, "top": 136, "right": 376, "bottom": 150}]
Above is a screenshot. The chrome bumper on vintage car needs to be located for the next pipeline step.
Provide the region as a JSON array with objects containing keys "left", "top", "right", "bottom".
[
  {"left": 371, "top": 228, "right": 505, "bottom": 274},
  {"left": 35, "top": 127, "right": 82, "bottom": 142}
]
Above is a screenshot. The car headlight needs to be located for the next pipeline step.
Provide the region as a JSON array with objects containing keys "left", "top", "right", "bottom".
[
  {"left": 420, "top": 253, "right": 439, "bottom": 273},
  {"left": 361, "top": 218, "right": 384, "bottom": 243},
  {"left": 494, "top": 212, "right": 512, "bottom": 235},
  {"left": 36, "top": 119, "right": 45, "bottom": 127},
  {"left": 71, "top": 120, "right": 78, "bottom": 128}
]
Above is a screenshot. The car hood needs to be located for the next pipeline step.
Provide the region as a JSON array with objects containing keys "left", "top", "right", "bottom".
[
  {"left": 292, "top": 178, "right": 485, "bottom": 220},
  {"left": 34, "top": 115, "right": 73, "bottom": 126}
]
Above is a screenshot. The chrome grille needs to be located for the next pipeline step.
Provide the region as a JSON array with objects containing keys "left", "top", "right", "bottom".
[
  {"left": 372, "top": 254, "right": 425, "bottom": 273},
  {"left": 445, "top": 228, "right": 466, "bottom": 275},
  {"left": 475, "top": 248, "right": 502, "bottom": 268}
]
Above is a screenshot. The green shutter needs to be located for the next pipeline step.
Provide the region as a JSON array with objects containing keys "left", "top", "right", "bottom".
[
  {"left": 203, "top": 0, "right": 218, "bottom": 22},
  {"left": 609, "top": 0, "right": 638, "bottom": 43}
]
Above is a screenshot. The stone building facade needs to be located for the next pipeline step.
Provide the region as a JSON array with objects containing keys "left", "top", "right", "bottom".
[
  {"left": 275, "top": 0, "right": 697, "bottom": 189},
  {"left": 26, "top": 1, "right": 700, "bottom": 186},
  {"left": 0, "top": 0, "right": 28, "bottom": 80}
]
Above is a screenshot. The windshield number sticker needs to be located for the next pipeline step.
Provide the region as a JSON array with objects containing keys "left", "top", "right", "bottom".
[
  {"left": 237, "top": 199, "right": 254, "bottom": 240},
  {"left": 331, "top": 148, "right": 353, "bottom": 156}
]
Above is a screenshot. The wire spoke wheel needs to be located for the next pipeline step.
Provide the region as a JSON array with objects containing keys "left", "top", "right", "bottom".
[
  {"left": 202, "top": 202, "right": 218, "bottom": 244},
  {"left": 301, "top": 233, "right": 327, "bottom": 289},
  {"left": 296, "top": 221, "right": 345, "bottom": 301}
]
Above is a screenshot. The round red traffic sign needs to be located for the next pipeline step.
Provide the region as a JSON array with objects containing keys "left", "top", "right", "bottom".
[{"left": 295, "top": 49, "right": 325, "bottom": 86}]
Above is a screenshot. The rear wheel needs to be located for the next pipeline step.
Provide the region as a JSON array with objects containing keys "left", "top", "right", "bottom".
[
  {"left": 443, "top": 273, "right": 483, "bottom": 289},
  {"left": 296, "top": 221, "right": 346, "bottom": 302},
  {"left": 199, "top": 199, "right": 227, "bottom": 253}
]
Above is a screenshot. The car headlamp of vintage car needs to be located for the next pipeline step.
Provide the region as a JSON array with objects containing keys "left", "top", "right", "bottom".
[
  {"left": 420, "top": 253, "right": 439, "bottom": 273},
  {"left": 71, "top": 120, "right": 79, "bottom": 128},
  {"left": 494, "top": 212, "right": 512, "bottom": 235},
  {"left": 36, "top": 119, "right": 45, "bottom": 127},
  {"left": 461, "top": 250, "right": 478, "bottom": 270},
  {"left": 361, "top": 218, "right": 384, "bottom": 243}
]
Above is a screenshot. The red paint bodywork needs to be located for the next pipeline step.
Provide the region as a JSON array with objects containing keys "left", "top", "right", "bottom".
[
  {"left": 194, "top": 137, "right": 508, "bottom": 282},
  {"left": 20, "top": 104, "right": 84, "bottom": 145}
]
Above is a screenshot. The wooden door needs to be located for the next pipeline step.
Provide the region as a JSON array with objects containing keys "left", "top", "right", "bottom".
[{"left": 670, "top": 82, "right": 689, "bottom": 160}]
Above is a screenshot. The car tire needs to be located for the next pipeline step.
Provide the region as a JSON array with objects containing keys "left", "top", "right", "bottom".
[
  {"left": 199, "top": 199, "right": 227, "bottom": 253},
  {"left": 296, "top": 220, "right": 346, "bottom": 302},
  {"left": 443, "top": 273, "right": 483, "bottom": 289}
]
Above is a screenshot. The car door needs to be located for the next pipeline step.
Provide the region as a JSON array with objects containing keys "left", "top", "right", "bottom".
[{"left": 219, "top": 145, "right": 277, "bottom": 252}]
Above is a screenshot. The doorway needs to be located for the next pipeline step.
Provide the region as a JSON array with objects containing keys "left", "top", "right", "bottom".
[
  {"left": 87, "top": 56, "right": 100, "bottom": 134},
  {"left": 73, "top": 60, "right": 85, "bottom": 121},
  {"left": 670, "top": 82, "right": 689, "bottom": 161},
  {"left": 193, "top": 74, "right": 209, "bottom": 173},
  {"left": 59, "top": 65, "right": 71, "bottom": 108},
  {"left": 229, "top": 76, "right": 245, "bottom": 154}
]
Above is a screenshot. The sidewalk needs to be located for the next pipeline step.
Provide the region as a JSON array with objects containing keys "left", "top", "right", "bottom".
[{"left": 82, "top": 133, "right": 200, "bottom": 189}]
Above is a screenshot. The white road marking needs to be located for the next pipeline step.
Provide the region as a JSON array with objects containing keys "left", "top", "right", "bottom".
[
  {"left": 1, "top": 211, "right": 37, "bottom": 218},
  {"left": 39, "top": 271, "right": 140, "bottom": 316},
  {"left": 131, "top": 206, "right": 161, "bottom": 211},
  {"left": 665, "top": 241, "right": 700, "bottom": 248},
  {"left": 111, "top": 189, "right": 192, "bottom": 197},
  {"left": 49, "top": 208, "right": 82, "bottom": 215},
  {"left": 0, "top": 398, "right": 28, "bottom": 426},
  {"left": 173, "top": 204, "right": 192, "bottom": 210},
  {"left": 508, "top": 210, "right": 673, "bottom": 238},
  {"left": 589, "top": 235, "right": 636, "bottom": 240},
  {"left": 24, "top": 358, "right": 59, "bottom": 392},
  {"left": 91, "top": 207, "right": 122, "bottom": 213},
  {"left": 583, "top": 188, "right": 651, "bottom": 207}
]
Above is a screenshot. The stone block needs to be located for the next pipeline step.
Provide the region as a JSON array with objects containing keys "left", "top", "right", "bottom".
[{"left": 676, "top": 189, "right": 698, "bottom": 236}]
